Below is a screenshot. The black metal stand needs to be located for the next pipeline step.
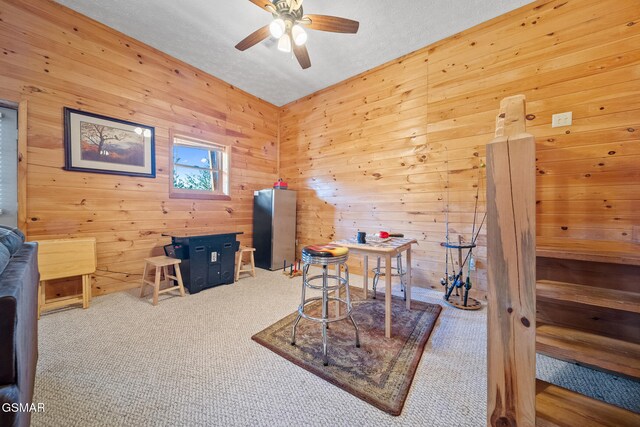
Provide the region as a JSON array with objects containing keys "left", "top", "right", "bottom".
[{"left": 440, "top": 240, "right": 482, "bottom": 310}]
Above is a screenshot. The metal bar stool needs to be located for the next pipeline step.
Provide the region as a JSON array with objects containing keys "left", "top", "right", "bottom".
[
  {"left": 291, "top": 244, "right": 360, "bottom": 366},
  {"left": 372, "top": 233, "right": 407, "bottom": 300}
]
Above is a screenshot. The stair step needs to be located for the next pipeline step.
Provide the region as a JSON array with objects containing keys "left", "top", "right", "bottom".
[
  {"left": 536, "top": 379, "right": 640, "bottom": 427},
  {"left": 536, "top": 324, "right": 640, "bottom": 379},
  {"left": 537, "top": 280, "right": 640, "bottom": 314},
  {"left": 536, "top": 237, "right": 640, "bottom": 266}
]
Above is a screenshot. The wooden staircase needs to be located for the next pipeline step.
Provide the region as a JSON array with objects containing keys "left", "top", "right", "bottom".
[
  {"left": 536, "top": 380, "right": 640, "bottom": 427},
  {"left": 487, "top": 95, "right": 640, "bottom": 426},
  {"left": 536, "top": 237, "right": 640, "bottom": 381},
  {"left": 534, "top": 243, "right": 640, "bottom": 425},
  {"left": 536, "top": 280, "right": 640, "bottom": 314},
  {"left": 536, "top": 324, "right": 640, "bottom": 378}
]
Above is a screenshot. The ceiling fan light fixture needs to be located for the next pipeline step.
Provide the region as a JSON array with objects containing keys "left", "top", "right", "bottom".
[
  {"left": 239, "top": 0, "right": 360, "bottom": 70},
  {"left": 269, "top": 18, "right": 285, "bottom": 38},
  {"left": 277, "top": 33, "right": 292, "bottom": 52},
  {"left": 291, "top": 24, "right": 307, "bottom": 46}
]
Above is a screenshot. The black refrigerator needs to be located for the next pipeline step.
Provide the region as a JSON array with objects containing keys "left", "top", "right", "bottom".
[{"left": 253, "top": 189, "right": 296, "bottom": 270}]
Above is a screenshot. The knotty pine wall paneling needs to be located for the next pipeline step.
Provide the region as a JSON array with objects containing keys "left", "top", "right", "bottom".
[
  {"left": 0, "top": 0, "right": 279, "bottom": 297},
  {"left": 280, "top": 0, "right": 640, "bottom": 299}
]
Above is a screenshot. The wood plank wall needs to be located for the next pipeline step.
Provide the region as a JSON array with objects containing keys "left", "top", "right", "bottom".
[
  {"left": 280, "top": 0, "right": 640, "bottom": 298},
  {"left": 0, "top": 0, "right": 279, "bottom": 297}
]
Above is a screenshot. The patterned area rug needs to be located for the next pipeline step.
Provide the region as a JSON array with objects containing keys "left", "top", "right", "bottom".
[{"left": 252, "top": 289, "right": 442, "bottom": 415}]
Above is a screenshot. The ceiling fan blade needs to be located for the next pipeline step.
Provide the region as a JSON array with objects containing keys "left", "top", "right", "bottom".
[
  {"left": 248, "top": 0, "right": 276, "bottom": 13},
  {"left": 303, "top": 14, "right": 359, "bottom": 33},
  {"left": 235, "top": 25, "right": 271, "bottom": 51},
  {"left": 293, "top": 43, "right": 311, "bottom": 69},
  {"left": 288, "top": 0, "right": 303, "bottom": 12}
]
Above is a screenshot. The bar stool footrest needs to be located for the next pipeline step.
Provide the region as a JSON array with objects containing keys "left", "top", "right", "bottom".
[
  {"left": 297, "top": 296, "right": 354, "bottom": 323},
  {"left": 372, "top": 266, "right": 405, "bottom": 277},
  {"left": 303, "top": 274, "right": 347, "bottom": 291},
  {"left": 157, "top": 286, "right": 183, "bottom": 295}
]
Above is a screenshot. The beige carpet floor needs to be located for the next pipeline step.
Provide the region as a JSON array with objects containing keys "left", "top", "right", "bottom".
[{"left": 32, "top": 268, "right": 639, "bottom": 426}]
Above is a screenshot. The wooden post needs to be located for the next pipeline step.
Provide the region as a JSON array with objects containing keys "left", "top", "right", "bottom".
[
  {"left": 385, "top": 253, "right": 392, "bottom": 338},
  {"left": 487, "top": 95, "right": 536, "bottom": 427},
  {"left": 17, "top": 100, "right": 28, "bottom": 237}
]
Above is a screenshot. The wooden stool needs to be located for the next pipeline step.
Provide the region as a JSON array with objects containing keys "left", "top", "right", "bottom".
[
  {"left": 140, "top": 256, "right": 186, "bottom": 306},
  {"left": 235, "top": 247, "right": 256, "bottom": 281}
]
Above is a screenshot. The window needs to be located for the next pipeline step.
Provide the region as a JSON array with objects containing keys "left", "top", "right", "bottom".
[
  {"left": 169, "top": 133, "right": 230, "bottom": 199},
  {"left": 0, "top": 106, "right": 18, "bottom": 228}
]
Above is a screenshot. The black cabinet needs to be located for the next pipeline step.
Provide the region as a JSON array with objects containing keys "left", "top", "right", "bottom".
[{"left": 164, "top": 232, "right": 241, "bottom": 294}]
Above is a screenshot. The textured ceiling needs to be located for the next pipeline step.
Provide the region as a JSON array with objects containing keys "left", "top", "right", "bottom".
[{"left": 55, "top": 0, "right": 532, "bottom": 106}]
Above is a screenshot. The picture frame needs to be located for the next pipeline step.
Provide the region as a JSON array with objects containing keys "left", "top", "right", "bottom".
[{"left": 63, "top": 107, "right": 155, "bottom": 178}]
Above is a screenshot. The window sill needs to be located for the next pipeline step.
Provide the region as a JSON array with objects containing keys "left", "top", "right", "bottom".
[{"left": 169, "top": 191, "right": 231, "bottom": 201}]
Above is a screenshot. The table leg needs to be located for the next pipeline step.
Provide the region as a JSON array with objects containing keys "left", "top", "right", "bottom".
[
  {"left": 335, "top": 263, "right": 340, "bottom": 316},
  {"left": 406, "top": 247, "right": 412, "bottom": 310},
  {"left": 163, "top": 266, "right": 170, "bottom": 287},
  {"left": 140, "top": 262, "right": 148, "bottom": 298},
  {"left": 82, "top": 274, "right": 89, "bottom": 309},
  {"left": 363, "top": 255, "right": 368, "bottom": 299},
  {"left": 38, "top": 281, "right": 44, "bottom": 319},
  {"left": 175, "top": 263, "right": 186, "bottom": 297},
  {"left": 88, "top": 274, "right": 93, "bottom": 302},
  {"left": 153, "top": 266, "right": 161, "bottom": 306},
  {"left": 385, "top": 253, "right": 392, "bottom": 339}
]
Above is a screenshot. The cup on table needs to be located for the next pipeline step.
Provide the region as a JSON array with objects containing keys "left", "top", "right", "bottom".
[{"left": 357, "top": 231, "right": 366, "bottom": 244}]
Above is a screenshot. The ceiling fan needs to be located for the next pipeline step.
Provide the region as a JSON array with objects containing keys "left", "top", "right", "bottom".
[{"left": 235, "top": 0, "right": 360, "bottom": 70}]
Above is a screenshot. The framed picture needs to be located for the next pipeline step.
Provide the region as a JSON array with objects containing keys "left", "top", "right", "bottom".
[{"left": 64, "top": 107, "right": 155, "bottom": 178}]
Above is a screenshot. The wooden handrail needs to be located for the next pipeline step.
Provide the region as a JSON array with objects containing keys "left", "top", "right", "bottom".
[{"left": 487, "top": 95, "right": 536, "bottom": 426}]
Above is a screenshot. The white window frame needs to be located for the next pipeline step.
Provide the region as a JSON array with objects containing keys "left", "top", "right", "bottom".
[{"left": 169, "top": 132, "right": 230, "bottom": 200}]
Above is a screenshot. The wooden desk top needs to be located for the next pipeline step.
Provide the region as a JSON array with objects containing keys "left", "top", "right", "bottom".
[
  {"left": 333, "top": 237, "right": 417, "bottom": 254},
  {"left": 163, "top": 231, "right": 243, "bottom": 238},
  {"left": 36, "top": 237, "right": 97, "bottom": 281}
]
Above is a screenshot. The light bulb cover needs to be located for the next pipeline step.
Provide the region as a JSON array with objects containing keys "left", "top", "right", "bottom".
[
  {"left": 269, "top": 19, "right": 285, "bottom": 38},
  {"left": 291, "top": 25, "right": 307, "bottom": 46},
  {"left": 278, "top": 33, "right": 292, "bottom": 53}
]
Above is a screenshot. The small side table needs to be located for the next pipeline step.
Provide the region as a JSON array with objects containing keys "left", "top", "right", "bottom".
[
  {"left": 36, "top": 238, "right": 97, "bottom": 318},
  {"left": 332, "top": 237, "right": 417, "bottom": 339}
]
